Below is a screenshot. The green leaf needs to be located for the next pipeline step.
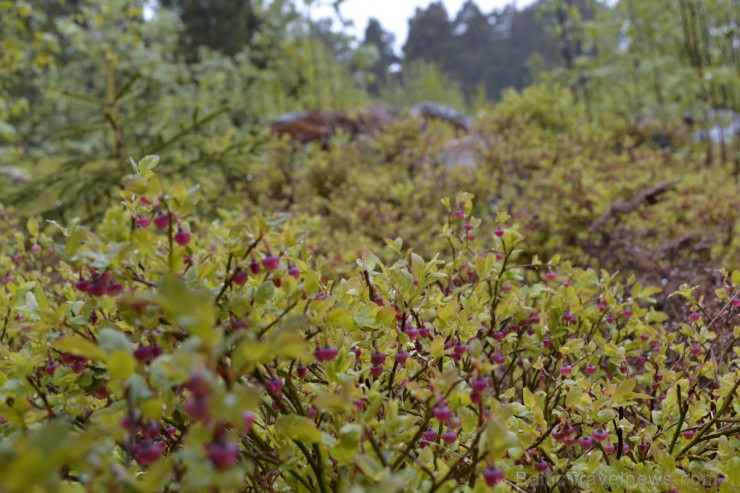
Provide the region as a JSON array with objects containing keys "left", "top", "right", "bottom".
[
  {"left": 254, "top": 282, "right": 275, "bottom": 304},
  {"left": 127, "top": 374, "right": 154, "bottom": 402},
  {"left": 437, "top": 304, "right": 454, "bottom": 321},
  {"left": 0, "top": 119, "right": 17, "bottom": 139},
  {"left": 430, "top": 335, "right": 445, "bottom": 358},
  {"left": 331, "top": 424, "right": 363, "bottom": 465},
  {"left": 170, "top": 181, "right": 188, "bottom": 204},
  {"left": 122, "top": 174, "right": 150, "bottom": 195},
  {"left": 33, "top": 283, "right": 49, "bottom": 313},
  {"left": 613, "top": 377, "right": 637, "bottom": 403},
  {"left": 24, "top": 291, "right": 39, "bottom": 313},
  {"left": 303, "top": 270, "right": 320, "bottom": 295},
  {"left": 277, "top": 314, "right": 307, "bottom": 333},
  {"left": 355, "top": 454, "right": 386, "bottom": 482},
  {"left": 269, "top": 316, "right": 308, "bottom": 359},
  {"left": 627, "top": 392, "right": 654, "bottom": 400},
  {"left": 586, "top": 450, "right": 601, "bottom": 472},
  {"left": 139, "top": 155, "right": 160, "bottom": 171},
  {"left": 640, "top": 286, "right": 663, "bottom": 298},
  {"left": 138, "top": 456, "right": 174, "bottom": 491},
  {"left": 716, "top": 288, "right": 729, "bottom": 301},
  {"left": 565, "top": 387, "right": 583, "bottom": 407},
  {"left": 233, "top": 313, "right": 308, "bottom": 372},
  {"left": 314, "top": 381, "right": 356, "bottom": 414},
  {"left": 384, "top": 237, "right": 403, "bottom": 255},
  {"left": 275, "top": 415, "right": 322, "bottom": 443},
  {"left": 376, "top": 306, "right": 396, "bottom": 327},
  {"left": 410, "top": 252, "right": 425, "bottom": 281},
  {"left": 360, "top": 251, "right": 380, "bottom": 272},
  {"left": 52, "top": 335, "right": 105, "bottom": 361},
  {"left": 483, "top": 414, "right": 517, "bottom": 461},
  {"left": 560, "top": 338, "right": 584, "bottom": 355},
  {"left": 26, "top": 217, "right": 39, "bottom": 237},
  {"left": 353, "top": 306, "right": 378, "bottom": 329},
  {"left": 596, "top": 409, "right": 617, "bottom": 423},
  {"left": 523, "top": 387, "right": 536, "bottom": 409},
  {"left": 156, "top": 273, "right": 217, "bottom": 343},
  {"left": 97, "top": 328, "right": 132, "bottom": 355},
  {"left": 140, "top": 398, "right": 165, "bottom": 421},
  {"left": 107, "top": 351, "right": 136, "bottom": 380}
]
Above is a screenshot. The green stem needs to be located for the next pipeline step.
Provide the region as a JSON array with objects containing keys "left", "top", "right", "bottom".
[
  {"left": 257, "top": 299, "right": 301, "bottom": 337},
  {"left": 363, "top": 269, "right": 375, "bottom": 301},
  {"left": 668, "top": 384, "right": 687, "bottom": 454},
  {"left": 698, "top": 425, "right": 740, "bottom": 442},
  {"left": 366, "top": 429, "right": 388, "bottom": 467},
  {"left": 527, "top": 420, "right": 559, "bottom": 451},
  {"left": 386, "top": 360, "right": 398, "bottom": 394},
  {"left": 674, "top": 375, "right": 740, "bottom": 458},
  {"left": 390, "top": 406, "right": 432, "bottom": 471}
]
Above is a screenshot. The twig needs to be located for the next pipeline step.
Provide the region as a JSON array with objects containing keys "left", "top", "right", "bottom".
[
  {"left": 588, "top": 180, "right": 678, "bottom": 233},
  {"left": 363, "top": 269, "right": 375, "bottom": 301},
  {"left": 668, "top": 384, "right": 688, "bottom": 454},
  {"left": 257, "top": 299, "right": 301, "bottom": 337},
  {"left": 674, "top": 375, "right": 740, "bottom": 458}
]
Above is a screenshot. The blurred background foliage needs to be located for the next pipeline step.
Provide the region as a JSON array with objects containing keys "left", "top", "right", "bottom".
[{"left": 0, "top": 0, "right": 738, "bottom": 298}]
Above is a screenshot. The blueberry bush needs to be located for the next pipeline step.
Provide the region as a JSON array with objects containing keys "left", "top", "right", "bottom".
[
  {"left": 1, "top": 1, "right": 739, "bottom": 492},
  {"left": 0, "top": 159, "right": 737, "bottom": 492}
]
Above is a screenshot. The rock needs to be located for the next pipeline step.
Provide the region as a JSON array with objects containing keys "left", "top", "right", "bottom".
[
  {"left": 270, "top": 107, "right": 399, "bottom": 146},
  {"left": 356, "top": 106, "right": 400, "bottom": 131},
  {"left": 410, "top": 102, "right": 472, "bottom": 132},
  {"left": 270, "top": 103, "right": 470, "bottom": 145},
  {"left": 270, "top": 110, "right": 349, "bottom": 146},
  {"left": 436, "top": 135, "right": 487, "bottom": 170},
  {"left": 0, "top": 166, "right": 31, "bottom": 185}
]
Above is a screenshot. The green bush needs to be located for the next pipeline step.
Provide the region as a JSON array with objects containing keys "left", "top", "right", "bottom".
[
  {"left": 0, "top": 158, "right": 737, "bottom": 492},
  {"left": 1, "top": 3, "right": 739, "bottom": 490}
]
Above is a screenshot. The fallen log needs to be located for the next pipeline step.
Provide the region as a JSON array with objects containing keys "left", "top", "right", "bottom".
[{"left": 588, "top": 180, "right": 678, "bottom": 234}]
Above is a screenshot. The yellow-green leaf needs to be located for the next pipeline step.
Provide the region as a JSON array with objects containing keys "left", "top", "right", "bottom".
[
  {"left": 52, "top": 335, "right": 105, "bottom": 361},
  {"left": 566, "top": 387, "right": 583, "bottom": 407},
  {"left": 430, "top": 335, "right": 445, "bottom": 358},
  {"left": 138, "top": 155, "right": 159, "bottom": 171},
  {"left": 155, "top": 273, "right": 216, "bottom": 343},
  {"left": 523, "top": 388, "right": 536, "bottom": 409},
  {"left": 27, "top": 217, "right": 39, "bottom": 237},
  {"left": 33, "top": 283, "right": 49, "bottom": 313},
  {"left": 275, "top": 415, "right": 322, "bottom": 443},
  {"left": 107, "top": 351, "right": 136, "bottom": 380},
  {"left": 613, "top": 377, "right": 637, "bottom": 403}
]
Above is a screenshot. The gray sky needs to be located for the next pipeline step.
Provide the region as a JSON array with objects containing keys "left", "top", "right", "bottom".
[{"left": 310, "top": 0, "right": 536, "bottom": 52}]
